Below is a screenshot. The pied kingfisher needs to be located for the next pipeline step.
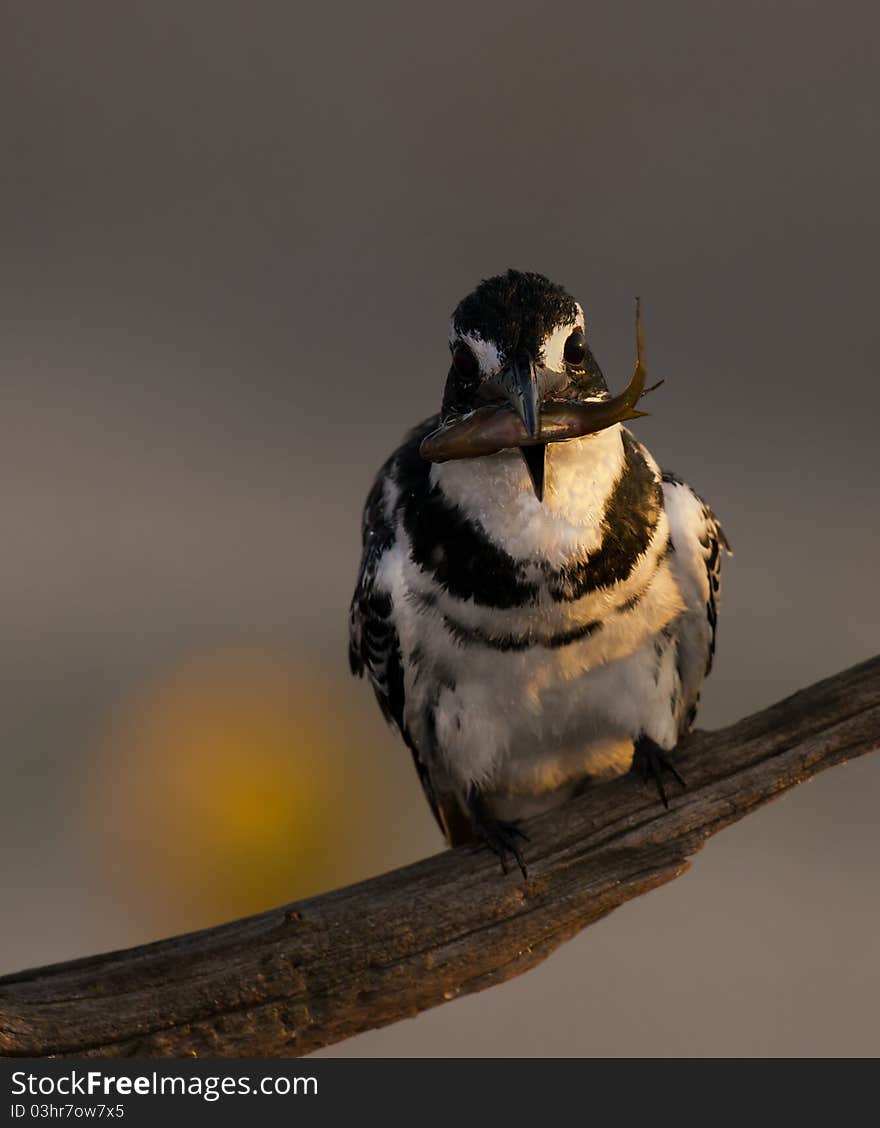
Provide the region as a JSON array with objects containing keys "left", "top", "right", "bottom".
[{"left": 349, "top": 269, "right": 729, "bottom": 876}]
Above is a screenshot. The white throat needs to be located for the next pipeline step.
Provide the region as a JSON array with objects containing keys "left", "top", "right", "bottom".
[{"left": 430, "top": 424, "right": 626, "bottom": 566}]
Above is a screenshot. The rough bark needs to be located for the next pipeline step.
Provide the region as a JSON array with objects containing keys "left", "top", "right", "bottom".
[{"left": 1, "top": 654, "right": 878, "bottom": 1058}]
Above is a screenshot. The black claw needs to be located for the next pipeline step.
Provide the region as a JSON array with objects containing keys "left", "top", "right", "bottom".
[
  {"left": 632, "top": 737, "right": 687, "bottom": 808},
  {"left": 468, "top": 789, "right": 529, "bottom": 879},
  {"left": 657, "top": 775, "right": 669, "bottom": 809},
  {"left": 477, "top": 819, "right": 529, "bottom": 879}
]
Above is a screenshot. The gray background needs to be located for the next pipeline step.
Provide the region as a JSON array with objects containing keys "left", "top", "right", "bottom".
[{"left": 1, "top": 2, "right": 878, "bottom": 1055}]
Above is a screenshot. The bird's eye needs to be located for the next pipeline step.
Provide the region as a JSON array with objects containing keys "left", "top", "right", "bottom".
[
  {"left": 563, "top": 328, "right": 587, "bottom": 366},
  {"left": 452, "top": 343, "right": 480, "bottom": 381}
]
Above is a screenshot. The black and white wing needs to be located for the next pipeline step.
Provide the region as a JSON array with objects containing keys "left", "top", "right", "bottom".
[
  {"left": 349, "top": 423, "right": 446, "bottom": 831},
  {"left": 662, "top": 472, "right": 731, "bottom": 732},
  {"left": 348, "top": 464, "right": 406, "bottom": 734}
]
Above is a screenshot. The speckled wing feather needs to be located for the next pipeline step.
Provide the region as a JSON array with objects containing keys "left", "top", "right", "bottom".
[
  {"left": 348, "top": 467, "right": 404, "bottom": 728},
  {"left": 349, "top": 421, "right": 449, "bottom": 833},
  {"left": 662, "top": 471, "right": 731, "bottom": 732},
  {"left": 700, "top": 501, "right": 730, "bottom": 678}
]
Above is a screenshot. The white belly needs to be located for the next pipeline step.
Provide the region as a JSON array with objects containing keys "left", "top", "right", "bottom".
[{"left": 423, "top": 627, "right": 682, "bottom": 818}]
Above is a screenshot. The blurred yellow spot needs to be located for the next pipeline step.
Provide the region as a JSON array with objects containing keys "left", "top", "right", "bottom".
[{"left": 88, "top": 650, "right": 378, "bottom": 933}]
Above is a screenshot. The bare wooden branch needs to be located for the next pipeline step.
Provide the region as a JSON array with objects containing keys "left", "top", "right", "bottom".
[{"left": 1, "top": 655, "right": 878, "bottom": 1058}]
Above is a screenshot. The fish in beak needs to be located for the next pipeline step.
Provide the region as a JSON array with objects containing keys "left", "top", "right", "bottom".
[{"left": 421, "top": 299, "right": 652, "bottom": 504}]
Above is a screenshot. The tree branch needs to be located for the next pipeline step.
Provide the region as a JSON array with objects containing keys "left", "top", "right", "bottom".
[{"left": 2, "top": 655, "right": 879, "bottom": 1058}]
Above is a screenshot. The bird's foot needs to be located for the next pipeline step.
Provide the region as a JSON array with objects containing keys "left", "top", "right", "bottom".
[
  {"left": 468, "top": 789, "right": 529, "bottom": 879},
  {"left": 632, "top": 736, "right": 687, "bottom": 809}
]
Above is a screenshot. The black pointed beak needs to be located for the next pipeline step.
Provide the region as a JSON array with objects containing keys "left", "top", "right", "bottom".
[
  {"left": 502, "top": 351, "right": 541, "bottom": 439},
  {"left": 519, "top": 443, "right": 546, "bottom": 502},
  {"left": 499, "top": 352, "right": 546, "bottom": 501}
]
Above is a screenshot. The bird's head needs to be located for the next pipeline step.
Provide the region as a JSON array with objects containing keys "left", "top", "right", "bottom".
[{"left": 420, "top": 269, "right": 650, "bottom": 500}]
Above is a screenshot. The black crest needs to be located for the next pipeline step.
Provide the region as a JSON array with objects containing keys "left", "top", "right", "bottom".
[{"left": 452, "top": 269, "right": 578, "bottom": 361}]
